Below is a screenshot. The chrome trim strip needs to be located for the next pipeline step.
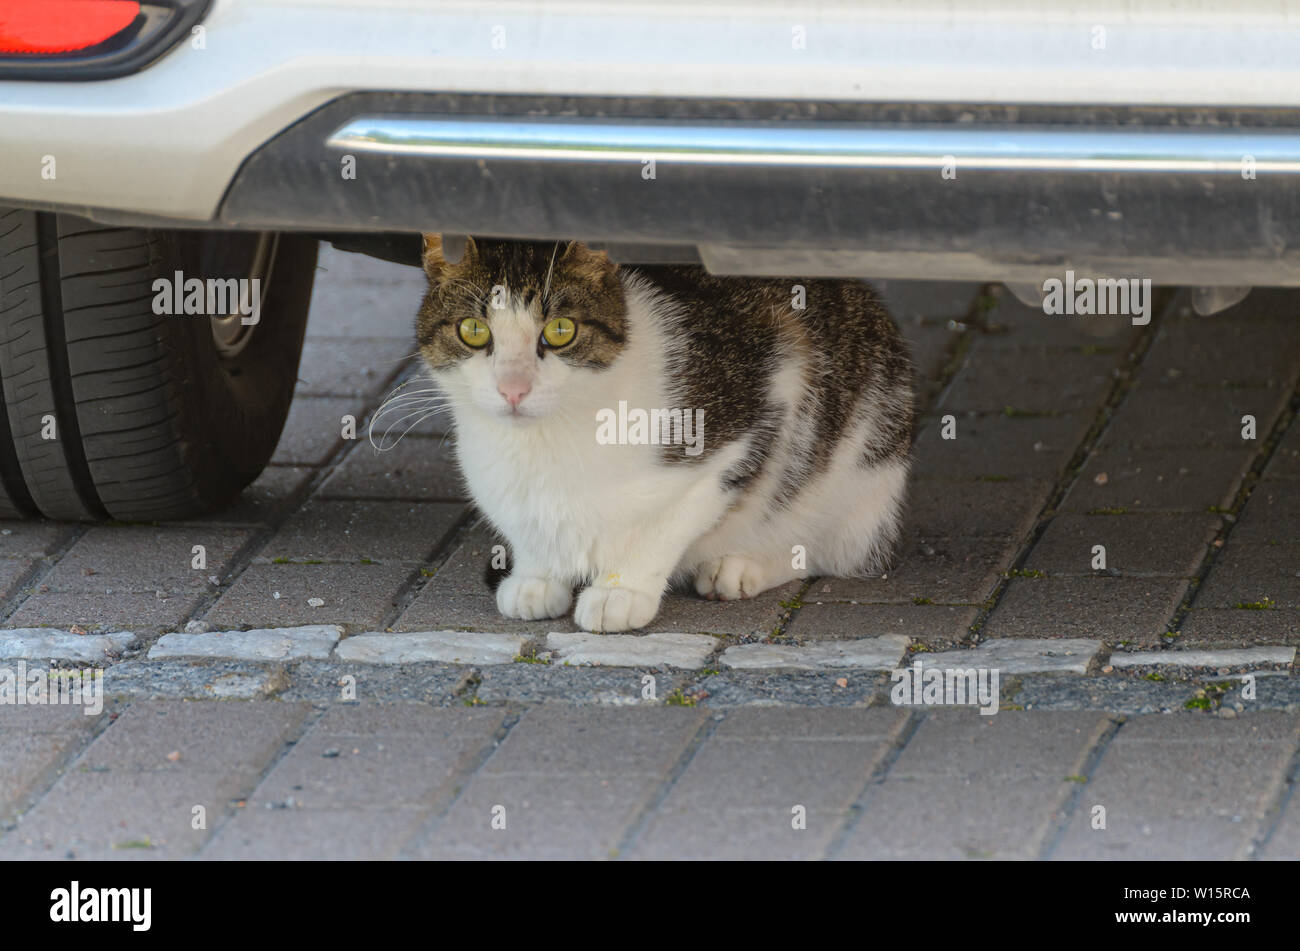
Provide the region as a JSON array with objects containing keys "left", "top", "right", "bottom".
[{"left": 327, "top": 116, "right": 1300, "bottom": 174}]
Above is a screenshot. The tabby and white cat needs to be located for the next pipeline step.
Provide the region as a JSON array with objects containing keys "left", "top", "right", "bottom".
[{"left": 412, "top": 235, "right": 913, "bottom": 632}]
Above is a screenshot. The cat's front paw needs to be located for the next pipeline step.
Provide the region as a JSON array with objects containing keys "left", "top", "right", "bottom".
[
  {"left": 574, "top": 584, "right": 660, "bottom": 632},
  {"left": 496, "top": 574, "right": 572, "bottom": 620},
  {"left": 694, "top": 554, "right": 776, "bottom": 601}
]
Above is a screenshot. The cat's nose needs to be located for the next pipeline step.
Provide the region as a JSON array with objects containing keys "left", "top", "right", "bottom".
[{"left": 497, "top": 380, "right": 531, "bottom": 409}]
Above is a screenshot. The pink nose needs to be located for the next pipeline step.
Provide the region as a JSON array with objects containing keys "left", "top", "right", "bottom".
[{"left": 498, "top": 380, "right": 531, "bottom": 408}]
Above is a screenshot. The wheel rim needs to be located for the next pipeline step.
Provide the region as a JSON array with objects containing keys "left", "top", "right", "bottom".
[{"left": 208, "top": 232, "right": 279, "bottom": 359}]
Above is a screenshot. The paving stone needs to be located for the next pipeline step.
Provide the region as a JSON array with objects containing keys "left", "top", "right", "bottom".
[
  {"left": 1233, "top": 485, "right": 1300, "bottom": 543},
  {"left": 0, "top": 700, "right": 310, "bottom": 859},
  {"left": 203, "top": 705, "right": 504, "bottom": 859},
  {"left": 305, "top": 244, "right": 426, "bottom": 339},
  {"left": 335, "top": 630, "right": 527, "bottom": 665},
  {"left": 1062, "top": 446, "right": 1254, "bottom": 513},
  {"left": 784, "top": 602, "right": 977, "bottom": 648},
  {"left": 982, "top": 576, "right": 1187, "bottom": 646},
  {"left": 188, "top": 465, "right": 313, "bottom": 526},
  {"left": 0, "top": 557, "right": 36, "bottom": 603},
  {"left": 912, "top": 413, "right": 1092, "bottom": 482},
  {"left": 0, "top": 628, "right": 136, "bottom": 662},
  {"left": 1099, "top": 381, "right": 1289, "bottom": 450},
  {"left": 545, "top": 631, "right": 717, "bottom": 669},
  {"left": 1262, "top": 416, "right": 1300, "bottom": 482},
  {"left": 1052, "top": 713, "right": 1300, "bottom": 859},
  {"left": 639, "top": 583, "right": 802, "bottom": 637},
  {"left": 1107, "top": 646, "right": 1296, "bottom": 670},
  {"left": 811, "top": 532, "right": 1009, "bottom": 605},
  {"left": 837, "top": 710, "right": 1110, "bottom": 858},
  {"left": 317, "top": 437, "right": 464, "bottom": 501},
  {"left": 0, "top": 706, "right": 105, "bottom": 823},
  {"left": 36, "top": 525, "right": 250, "bottom": 594},
  {"left": 0, "top": 521, "right": 76, "bottom": 559},
  {"left": 921, "top": 637, "right": 1103, "bottom": 675},
  {"left": 296, "top": 337, "right": 414, "bottom": 397},
  {"left": 875, "top": 280, "right": 980, "bottom": 323},
  {"left": 406, "top": 706, "right": 705, "bottom": 859},
  {"left": 940, "top": 347, "right": 1117, "bottom": 416},
  {"left": 1262, "top": 778, "right": 1300, "bottom": 859},
  {"left": 5, "top": 590, "right": 202, "bottom": 636},
  {"left": 1142, "top": 304, "right": 1300, "bottom": 389},
  {"left": 149, "top": 625, "right": 341, "bottom": 661},
  {"left": 1178, "top": 609, "right": 1300, "bottom": 649},
  {"left": 627, "top": 708, "right": 907, "bottom": 859},
  {"left": 271, "top": 397, "right": 367, "bottom": 466},
  {"left": 278, "top": 660, "right": 471, "bottom": 705},
  {"left": 694, "top": 670, "right": 886, "bottom": 707},
  {"left": 1195, "top": 542, "right": 1300, "bottom": 610},
  {"left": 203, "top": 563, "right": 416, "bottom": 632},
  {"left": 906, "top": 476, "right": 1052, "bottom": 539},
  {"left": 1025, "top": 513, "right": 1219, "bottom": 577},
  {"left": 898, "top": 318, "right": 959, "bottom": 386},
  {"left": 973, "top": 294, "right": 1140, "bottom": 351},
  {"left": 720, "top": 635, "right": 910, "bottom": 671},
  {"left": 395, "top": 587, "right": 571, "bottom": 636},
  {"left": 259, "top": 498, "right": 464, "bottom": 564},
  {"left": 103, "top": 661, "right": 288, "bottom": 700},
  {"left": 474, "top": 664, "right": 685, "bottom": 706}
]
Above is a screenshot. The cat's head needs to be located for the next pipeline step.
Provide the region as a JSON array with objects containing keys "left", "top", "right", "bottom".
[{"left": 416, "top": 235, "right": 628, "bottom": 420}]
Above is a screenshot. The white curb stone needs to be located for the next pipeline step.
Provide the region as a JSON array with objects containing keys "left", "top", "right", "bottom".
[
  {"left": 1108, "top": 646, "right": 1296, "bottom": 670},
  {"left": 720, "top": 635, "right": 911, "bottom": 671},
  {"left": 334, "top": 631, "right": 528, "bottom": 665},
  {"left": 922, "top": 638, "right": 1102, "bottom": 675},
  {"left": 545, "top": 631, "right": 716, "bottom": 669},
  {"left": 149, "top": 625, "right": 341, "bottom": 661},
  {"left": 0, "top": 629, "right": 136, "bottom": 663}
]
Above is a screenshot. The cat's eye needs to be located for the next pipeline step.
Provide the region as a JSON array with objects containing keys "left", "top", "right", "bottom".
[
  {"left": 458, "top": 317, "right": 491, "bottom": 348},
  {"left": 541, "top": 316, "right": 576, "bottom": 348}
]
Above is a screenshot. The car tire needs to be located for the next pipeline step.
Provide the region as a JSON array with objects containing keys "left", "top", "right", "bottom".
[{"left": 0, "top": 209, "right": 316, "bottom": 521}]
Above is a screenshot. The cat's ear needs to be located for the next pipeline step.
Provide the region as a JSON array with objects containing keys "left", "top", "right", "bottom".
[
  {"left": 559, "top": 240, "right": 618, "bottom": 281},
  {"left": 421, "top": 233, "right": 476, "bottom": 280}
]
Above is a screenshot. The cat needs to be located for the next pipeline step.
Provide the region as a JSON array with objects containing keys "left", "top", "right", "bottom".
[{"left": 412, "top": 234, "right": 913, "bottom": 632}]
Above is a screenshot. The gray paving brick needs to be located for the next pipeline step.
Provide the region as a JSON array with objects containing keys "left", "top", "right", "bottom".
[
  {"left": 1099, "top": 381, "right": 1289, "bottom": 450},
  {"left": 1262, "top": 416, "right": 1300, "bottom": 482},
  {"left": 837, "top": 710, "right": 1110, "bottom": 858},
  {"left": 0, "top": 558, "right": 35, "bottom": 603},
  {"left": 1195, "top": 542, "right": 1300, "bottom": 610},
  {"left": 546, "top": 631, "right": 717, "bottom": 669},
  {"left": 0, "top": 700, "right": 310, "bottom": 859},
  {"left": 1025, "top": 513, "right": 1219, "bottom": 577},
  {"left": 912, "top": 413, "right": 1092, "bottom": 481},
  {"left": 271, "top": 397, "right": 367, "bottom": 466},
  {"left": 336, "top": 630, "right": 527, "bottom": 664},
  {"left": 972, "top": 294, "right": 1140, "bottom": 351},
  {"left": 1142, "top": 304, "right": 1300, "bottom": 389},
  {"left": 811, "top": 532, "right": 1009, "bottom": 605},
  {"left": 0, "top": 521, "right": 76, "bottom": 559},
  {"left": 203, "top": 705, "right": 503, "bottom": 859},
  {"left": 906, "top": 477, "right": 1052, "bottom": 539},
  {"left": 875, "top": 280, "right": 980, "bottom": 323},
  {"left": 785, "top": 602, "right": 977, "bottom": 647},
  {"left": 0, "top": 705, "right": 104, "bottom": 824},
  {"left": 1233, "top": 484, "right": 1300, "bottom": 543},
  {"left": 296, "top": 337, "right": 414, "bottom": 397},
  {"left": 1062, "top": 446, "right": 1254, "bottom": 513},
  {"left": 982, "top": 576, "right": 1188, "bottom": 646},
  {"left": 150, "top": 625, "right": 341, "bottom": 661},
  {"left": 259, "top": 498, "right": 464, "bottom": 564},
  {"left": 1178, "top": 608, "right": 1300, "bottom": 649},
  {"left": 919, "top": 637, "right": 1102, "bottom": 675},
  {"left": 1053, "top": 713, "right": 1300, "bottom": 859},
  {"left": 720, "top": 635, "right": 910, "bottom": 671},
  {"left": 188, "top": 465, "right": 313, "bottom": 526},
  {"left": 0, "top": 629, "right": 135, "bottom": 662},
  {"left": 406, "top": 706, "right": 705, "bottom": 859},
  {"left": 305, "top": 244, "right": 426, "bottom": 339},
  {"left": 627, "top": 708, "right": 907, "bottom": 859},
  {"left": 37, "top": 526, "right": 251, "bottom": 594},
  {"left": 317, "top": 437, "right": 464, "bottom": 501},
  {"left": 203, "top": 563, "right": 416, "bottom": 631},
  {"left": 6, "top": 590, "right": 202, "bottom": 635},
  {"left": 1261, "top": 777, "right": 1300, "bottom": 859},
  {"left": 940, "top": 346, "right": 1117, "bottom": 416}
]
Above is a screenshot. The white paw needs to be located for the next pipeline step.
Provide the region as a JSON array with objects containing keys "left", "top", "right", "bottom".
[
  {"left": 574, "top": 584, "right": 660, "bottom": 632},
  {"left": 694, "top": 555, "right": 772, "bottom": 601},
  {"left": 496, "top": 574, "right": 572, "bottom": 620}
]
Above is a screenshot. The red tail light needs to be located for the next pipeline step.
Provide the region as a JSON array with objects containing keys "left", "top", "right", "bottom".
[{"left": 0, "top": 0, "right": 142, "bottom": 55}]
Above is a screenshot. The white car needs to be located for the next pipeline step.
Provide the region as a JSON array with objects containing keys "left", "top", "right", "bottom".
[{"left": 1, "top": 0, "right": 1297, "bottom": 519}]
